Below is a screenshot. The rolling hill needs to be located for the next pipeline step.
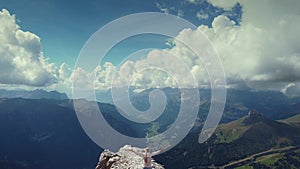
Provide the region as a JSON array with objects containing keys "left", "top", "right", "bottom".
[{"left": 156, "top": 111, "right": 300, "bottom": 168}]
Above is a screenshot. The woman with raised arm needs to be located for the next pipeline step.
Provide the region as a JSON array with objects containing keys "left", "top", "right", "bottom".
[{"left": 129, "top": 147, "right": 163, "bottom": 169}]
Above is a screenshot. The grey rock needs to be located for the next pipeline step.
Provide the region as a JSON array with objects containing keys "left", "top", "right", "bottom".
[{"left": 95, "top": 145, "right": 164, "bottom": 169}]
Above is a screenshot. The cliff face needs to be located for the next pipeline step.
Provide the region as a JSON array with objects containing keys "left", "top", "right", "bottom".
[{"left": 95, "top": 145, "right": 164, "bottom": 169}]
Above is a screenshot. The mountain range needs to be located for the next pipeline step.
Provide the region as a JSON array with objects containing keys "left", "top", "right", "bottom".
[
  {"left": 1, "top": 88, "right": 300, "bottom": 169},
  {"left": 0, "top": 89, "right": 68, "bottom": 100}
]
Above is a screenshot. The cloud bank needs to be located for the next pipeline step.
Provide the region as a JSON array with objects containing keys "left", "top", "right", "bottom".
[
  {"left": 62, "top": 0, "right": 300, "bottom": 95},
  {"left": 0, "top": 9, "right": 57, "bottom": 86},
  {"left": 92, "top": 0, "right": 300, "bottom": 92},
  {"left": 204, "top": 0, "right": 300, "bottom": 92}
]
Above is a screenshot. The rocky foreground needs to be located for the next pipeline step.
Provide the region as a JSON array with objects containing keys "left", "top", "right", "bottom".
[{"left": 95, "top": 145, "right": 165, "bottom": 169}]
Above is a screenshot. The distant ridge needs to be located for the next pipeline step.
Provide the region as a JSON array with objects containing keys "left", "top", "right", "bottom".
[{"left": 0, "top": 89, "right": 68, "bottom": 100}]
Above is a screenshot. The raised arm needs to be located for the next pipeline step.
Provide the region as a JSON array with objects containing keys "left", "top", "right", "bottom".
[
  {"left": 129, "top": 148, "right": 144, "bottom": 156},
  {"left": 151, "top": 148, "right": 163, "bottom": 156}
]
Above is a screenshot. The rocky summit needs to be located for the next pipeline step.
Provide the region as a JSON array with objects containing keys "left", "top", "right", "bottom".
[{"left": 95, "top": 145, "right": 164, "bottom": 169}]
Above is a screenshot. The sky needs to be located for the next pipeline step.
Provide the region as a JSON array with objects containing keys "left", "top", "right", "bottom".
[
  {"left": 1, "top": 0, "right": 239, "bottom": 66},
  {"left": 0, "top": 0, "right": 300, "bottom": 97}
]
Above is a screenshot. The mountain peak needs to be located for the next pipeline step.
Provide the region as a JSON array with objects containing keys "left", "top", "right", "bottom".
[{"left": 243, "top": 110, "right": 266, "bottom": 125}]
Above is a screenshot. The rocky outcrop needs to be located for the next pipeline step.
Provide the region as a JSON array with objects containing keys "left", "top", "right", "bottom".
[
  {"left": 243, "top": 110, "right": 266, "bottom": 125},
  {"left": 95, "top": 145, "right": 164, "bottom": 169}
]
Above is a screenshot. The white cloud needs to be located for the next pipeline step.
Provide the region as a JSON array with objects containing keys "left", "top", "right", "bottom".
[
  {"left": 56, "top": 62, "right": 117, "bottom": 94},
  {"left": 184, "top": 0, "right": 206, "bottom": 5},
  {"left": 281, "top": 83, "right": 295, "bottom": 95},
  {"left": 58, "top": 63, "right": 72, "bottom": 81},
  {"left": 155, "top": 2, "right": 184, "bottom": 17},
  {"left": 112, "top": 50, "right": 179, "bottom": 89},
  {"left": 108, "top": 46, "right": 201, "bottom": 90},
  {"left": 0, "top": 9, "right": 57, "bottom": 86},
  {"left": 196, "top": 11, "right": 209, "bottom": 20},
  {"left": 208, "top": 0, "right": 300, "bottom": 29},
  {"left": 177, "top": 10, "right": 184, "bottom": 18},
  {"left": 181, "top": 0, "right": 300, "bottom": 92},
  {"left": 285, "top": 83, "right": 300, "bottom": 97},
  {"left": 207, "top": 0, "right": 240, "bottom": 10},
  {"left": 155, "top": 2, "right": 170, "bottom": 14}
]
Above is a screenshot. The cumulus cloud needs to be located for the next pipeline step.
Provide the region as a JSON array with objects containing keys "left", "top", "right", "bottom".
[
  {"left": 107, "top": 46, "right": 203, "bottom": 90},
  {"left": 56, "top": 62, "right": 117, "bottom": 93},
  {"left": 202, "top": 0, "right": 300, "bottom": 88},
  {"left": 0, "top": 9, "right": 57, "bottom": 86},
  {"left": 99, "top": 0, "right": 300, "bottom": 93}
]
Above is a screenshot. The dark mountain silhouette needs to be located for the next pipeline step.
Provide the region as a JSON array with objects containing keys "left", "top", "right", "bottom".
[{"left": 0, "top": 98, "right": 98, "bottom": 169}]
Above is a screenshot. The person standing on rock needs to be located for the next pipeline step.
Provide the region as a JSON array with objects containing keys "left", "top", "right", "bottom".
[{"left": 129, "top": 147, "right": 163, "bottom": 169}]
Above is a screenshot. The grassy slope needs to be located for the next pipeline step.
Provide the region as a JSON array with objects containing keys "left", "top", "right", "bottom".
[
  {"left": 157, "top": 112, "right": 300, "bottom": 169},
  {"left": 281, "top": 114, "right": 300, "bottom": 126},
  {"left": 198, "top": 113, "right": 300, "bottom": 167},
  {"left": 214, "top": 118, "right": 249, "bottom": 143},
  {"left": 232, "top": 113, "right": 300, "bottom": 169}
]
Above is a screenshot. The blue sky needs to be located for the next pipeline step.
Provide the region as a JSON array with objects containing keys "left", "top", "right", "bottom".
[
  {"left": 0, "top": 0, "right": 241, "bottom": 67},
  {"left": 1, "top": 0, "right": 161, "bottom": 66}
]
